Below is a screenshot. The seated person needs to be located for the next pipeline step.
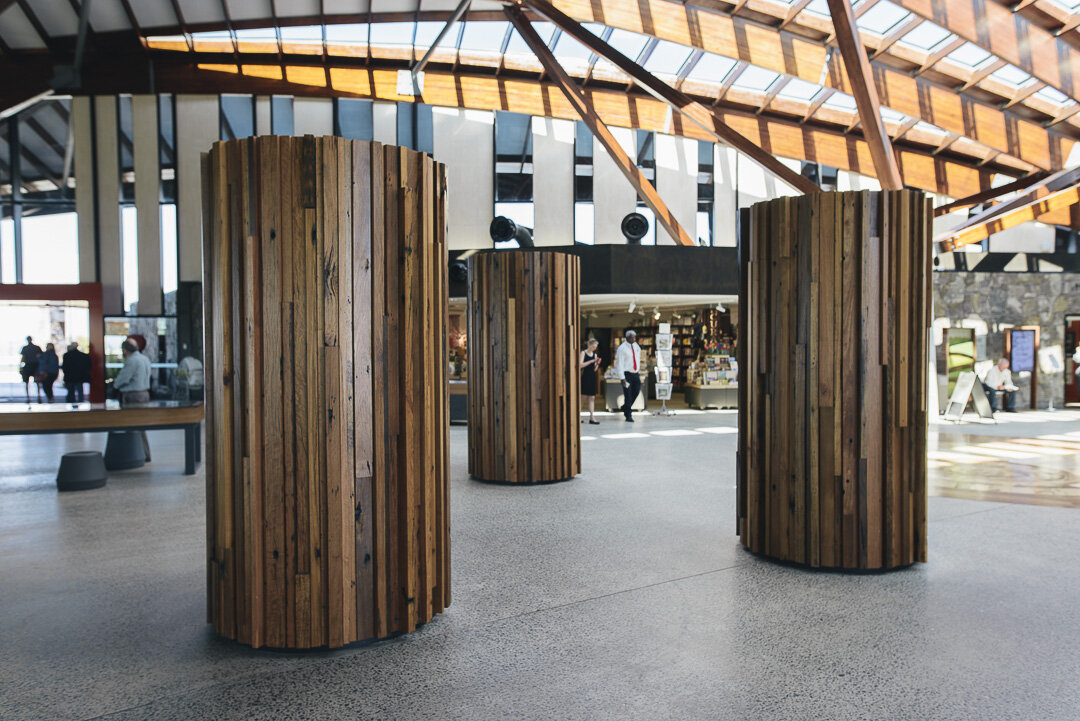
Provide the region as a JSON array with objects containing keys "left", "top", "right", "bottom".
[{"left": 981, "top": 357, "right": 1019, "bottom": 413}]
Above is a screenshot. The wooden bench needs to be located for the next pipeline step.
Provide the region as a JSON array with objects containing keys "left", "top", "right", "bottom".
[{"left": 0, "top": 402, "right": 204, "bottom": 475}]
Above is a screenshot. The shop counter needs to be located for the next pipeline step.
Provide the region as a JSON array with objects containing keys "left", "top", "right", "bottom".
[
  {"left": 684, "top": 383, "right": 738, "bottom": 410},
  {"left": 602, "top": 375, "right": 649, "bottom": 413}
]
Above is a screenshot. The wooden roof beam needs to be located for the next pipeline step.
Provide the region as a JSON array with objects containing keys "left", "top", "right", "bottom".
[
  {"left": 934, "top": 170, "right": 1051, "bottom": 216},
  {"left": 504, "top": 4, "right": 697, "bottom": 246},
  {"left": 826, "top": 0, "right": 903, "bottom": 189},
  {"left": 936, "top": 166, "right": 1080, "bottom": 250},
  {"left": 520, "top": 0, "right": 820, "bottom": 194}
]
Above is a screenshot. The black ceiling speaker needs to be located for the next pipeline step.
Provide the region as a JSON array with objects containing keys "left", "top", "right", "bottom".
[
  {"left": 489, "top": 216, "right": 535, "bottom": 248},
  {"left": 621, "top": 212, "right": 649, "bottom": 244}
]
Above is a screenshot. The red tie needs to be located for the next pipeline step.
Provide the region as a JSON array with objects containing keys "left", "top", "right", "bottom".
[{"left": 632, "top": 345, "right": 637, "bottom": 371}]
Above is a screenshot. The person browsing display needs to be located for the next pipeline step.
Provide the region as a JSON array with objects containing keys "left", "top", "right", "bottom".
[{"left": 615, "top": 330, "right": 644, "bottom": 422}]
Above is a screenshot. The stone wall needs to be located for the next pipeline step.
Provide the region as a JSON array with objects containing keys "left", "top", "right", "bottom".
[{"left": 933, "top": 272, "right": 1080, "bottom": 409}]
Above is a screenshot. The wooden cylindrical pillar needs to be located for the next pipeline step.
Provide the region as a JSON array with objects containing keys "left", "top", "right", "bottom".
[
  {"left": 202, "top": 136, "right": 451, "bottom": 649},
  {"left": 467, "top": 250, "right": 581, "bottom": 484},
  {"left": 737, "top": 190, "right": 930, "bottom": 570}
]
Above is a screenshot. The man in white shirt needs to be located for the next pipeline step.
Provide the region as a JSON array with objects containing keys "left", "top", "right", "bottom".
[
  {"left": 114, "top": 340, "right": 152, "bottom": 405},
  {"left": 614, "top": 330, "right": 644, "bottom": 422},
  {"left": 981, "top": 357, "right": 1018, "bottom": 413}
]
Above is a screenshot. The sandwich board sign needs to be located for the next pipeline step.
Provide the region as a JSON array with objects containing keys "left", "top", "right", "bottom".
[{"left": 942, "top": 370, "right": 995, "bottom": 422}]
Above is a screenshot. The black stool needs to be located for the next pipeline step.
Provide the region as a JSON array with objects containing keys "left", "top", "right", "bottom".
[
  {"left": 104, "top": 430, "right": 147, "bottom": 470},
  {"left": 57, "top": 451, "right": 107, "bottom": 491}
]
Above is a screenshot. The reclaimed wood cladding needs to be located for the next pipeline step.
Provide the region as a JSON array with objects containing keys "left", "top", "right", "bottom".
[
  {"left": 737, "top": 190, "right": 929, "bottom": 570},
  {"left": 203, "top": 136, "right": 450, "bottom": 648},
  {"left": 467, "top": 250, "right": 581, "bottom": 484}
]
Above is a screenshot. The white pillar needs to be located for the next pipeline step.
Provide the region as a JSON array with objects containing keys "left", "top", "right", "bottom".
[
  {"left": 255, "top": 95, "right": 272, "bottom": 135},
  {"left": 133, "top": 95, "right": 162, "bottom": 315},
  {"left": 73, "top": 97, "right": 96, "bottom": 282},
  {"left": 93, "top": 96, "right": 123, "bottom": 314},
  {"left": 432, "top": 107, "right": 494, "bottom": 250},
  {"left": 593, "top": 127, "right": 637, "bottom": 245},
  {"left": 654, "top": 134, "right": 698, "bottom": 246},
  {"left": 531, "top": 117, "right": 574, "bottom": 246},
  {"left": 373, "top": 101, "right": 397, "bottom": 145},
  {"left": 713, "top": 145, "right": 737, "bottom": 247},
  {"left": 176, "top": 95, "right": 219, "bottom": 283},
  {"left": 293, "top": 97, "right": 333, "bottom": 136}
]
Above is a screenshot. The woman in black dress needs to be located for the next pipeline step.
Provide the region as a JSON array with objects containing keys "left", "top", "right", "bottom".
[{"left": 580, "top": 339, "right": 601, "bottom": 425}]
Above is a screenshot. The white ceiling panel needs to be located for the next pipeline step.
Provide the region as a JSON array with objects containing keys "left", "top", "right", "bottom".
[
  {"left": 182, "top": 0, "right": 226, "bottom": 24},
  {"left": 324, "top": 0, "right": 371, "bottom": 15},
  {"left": 276, "top": 0, "right": 321, "bottom": 18},
  {"left": 30, "top": 0, "right": 80, "bottom": 38},
  {"left": 88, "top": 0, "right": 136, "bottom": 33},
  {"left": 228, "top": 0, "right": 277, "bottom": 22},
  {"left": 0, "top": 6, "right": 48, "bottom": 50},
  {"left": 133, "top": 0, "right": 184, "bottom": 30}
]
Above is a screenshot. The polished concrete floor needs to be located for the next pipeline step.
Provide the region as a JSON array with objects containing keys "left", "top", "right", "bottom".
[{"left": 2, "top": 409, "right": 1080, "bottom": 720}]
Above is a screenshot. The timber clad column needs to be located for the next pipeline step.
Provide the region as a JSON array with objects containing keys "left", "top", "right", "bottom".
[
  {"left": 737, "top": 190, "right": 931, "bottom": 570},
  {"left": 202, "top": 136, "right": 451, "bottom": 649},
  {"left": 468, "top": 250, "right": 581, "bottom": 484}
]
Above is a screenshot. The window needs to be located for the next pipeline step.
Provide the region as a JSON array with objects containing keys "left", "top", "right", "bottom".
[
  {"left": 1, "top": 212, "right": 15, "bottom": 283},
  {"left": 118, "top": 96, "right": 135, "bottom": 203},
  {"left": 697, "top": 141, "right": 714, "bottom": 247},
  {"left": 20, "top": 208, "right": 78, "bottom": 284},
  {"left": 574, "top": 121, "right": 594, "bottom": 244},
  {"left": 122, "top": 206, "right": 139, "bottom": 313},
  {"left": 220, "top": 95, "right": 255, "bottom": 141},
  {"left": 397, "top": 103, "right": 433, "bottom": 154},
  {"left": 271, "top": 96, "right": 294, "bottom": 135},
  {"left": 494, "top": 112, "right": 534, "bottom": 248},
  {"left": 336, "top": 98, "right": 374, "bottom": 140}
]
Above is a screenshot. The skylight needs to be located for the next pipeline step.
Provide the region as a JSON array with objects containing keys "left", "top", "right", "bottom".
[
  {"left": 945, "top": 42, "right": 992, "bottom": 68},
  {"left": 504, "top": 23, "right": 556, "bottom": 55},
  {"left": 459, "top": 21, "right": 509, "bottom": 52},
  {"left": 990, "top": 64, "right": 1034, "bottom": 87},
  {"left": 1035, "top": 86, "right": 1072, "bottom": 107},
  {"left": 412, "top": 21, "right": 447, "bottom": 50},
  {"left": 856, "top": 2, "right": 911, "bottom": 36},
  {"left": 777, "top": 78, "right": 822, "bottom": 102},
  {"left": 367, "top": 22, "right": 414, "bottom": 46},
  {"left": 684, "top": 52, "right": 737, "bottom": 84},
  {"left": 324, "top": 24, "right": 368, "bottom": 44},
  {"left": 552, "top": 31, "right": 592, "bottom": 61},
  {"left": 733, "top": 65, "right": 780, "bottom": 92},
  {"left": 643, "top": 40, "right": 693, "bottom": 76},
  {"left": 822, "top": 92, "right": 858, "bottom": 111},
  {"left": 880, "top": 107, "right": 907, "bottom": 124},
  {"left": 279, "top": 25, "right": 325, "bottom": 43},
  {"left": 900, "top": 21, "right": 952, "bottom": 51},
  {"left": 804, "top": 0, "right": 830, "bottom": 16},
  {"left": 604, "top": 29, "right": 651, "bottom": 61}
]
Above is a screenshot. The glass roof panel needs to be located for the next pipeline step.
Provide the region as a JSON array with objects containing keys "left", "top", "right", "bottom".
[
  {"left": 412, "top": 21, "right": 448, "bottom": 49},
  {"left": 368, "top": 22, "right": 414, "bottom": 46},
  {"left": 1035, "top": 86, "right": 1071, "bottom": 106},
  {"left": 193, "top": 30, "right": 232, "bottom": 40},
  {"left": 685, "top": 52, "right": 737, "bottom": 83},
  {"left": 733, "top": 65, "right": 780, "bottom": 92},
  {"left": 504, "top": 22, "right": 555, "bottom": 55},
  {"left": 856, "top": 2, "right": 911, "bottom": 35},
  {"left": 900, "top": 21, "right": 952, "bottom": 51},
  {"left": 552, "top": 30, "right": 592, "bottom": 61},
  {"left": 459, "top": 20, "right": 509, "bottom": 51},
  {"left": 880, "top": 107, "right": 907, "bottom": 123},
  {"left": 822, "top": 92, "right": 857, "bottom": 111},
  {"left": 990, "top": 64, "right": 1034, "bottom": 87},
  {"left": 804, "top": 0, "right": 830, "bottom": 16},
  {"left": 279, "top": 25, "right": 325, "bottom": 43},
  {"left": 324, "top": 24, "right": 368, "bottom": 44},
  {"left": 777, "top": 78, "right": 822, "bottom": 101},
  {"left": 945, "top": 42, "right": 992, "bottom": 68},
  {"left": 643, "top": 40, "right": 693, "bottom": 75},
  {"left": 605, "top": 28, "right": 650, "bottom": 62}
]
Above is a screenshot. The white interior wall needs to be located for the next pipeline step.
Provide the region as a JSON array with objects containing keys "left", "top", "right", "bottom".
[
  {"left": 593, "top": 127, "right": 637, "bottom": 245},
  {"left": 293, "top": 97, "right": 333, "bottom": 136},
  {"left": 432, "top": 107, "right": 494, "bottom": 250},
  {"left": 133, "top": 95, "right": 162, "bottom": 315},
  {"left": 255, "top": 95, "right": 271, "bottom": 135},
  {"left": 736, "top": 154, "right": 800, "bottom": 207},
  {"left": 713, "top": 146, "right": 738, "bottom": 248},
  {"left": 73, "top": 97, "right": 96, "bottom": 282},
  {"left": 988, "top": 222, "right": 1056, "bottom": 253},
  {"left": 531, "top": 117, "right": 574, "bottom": 246},
  {"left": 654, "top": 134, "right": 698, "bottom": 246},
  {"left": 176, "top": 95, "right": 219, "bottom": 283},
  {"left": 373, "top": 101, "right": 397, "bottom": 145},
  {"left": 93, "top": 95, "right": 122, "bottom": 314}
]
